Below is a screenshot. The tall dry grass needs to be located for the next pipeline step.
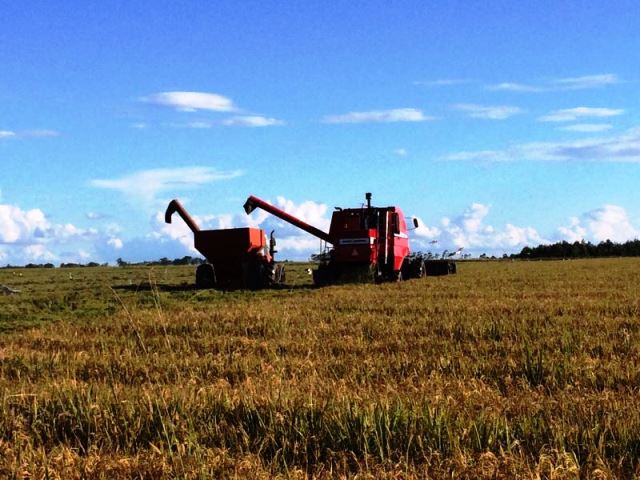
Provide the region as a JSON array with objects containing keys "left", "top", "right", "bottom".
[{"left": 1, "top": 259, "right": 639, "bottom": 478}]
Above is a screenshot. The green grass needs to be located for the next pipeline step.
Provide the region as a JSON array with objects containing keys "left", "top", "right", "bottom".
[{"left": 1, "top": 259, "right": 640, "bottom": 478}]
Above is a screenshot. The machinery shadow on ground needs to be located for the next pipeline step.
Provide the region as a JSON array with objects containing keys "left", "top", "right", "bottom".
[
  {"left": 112, "top": 282, "right": 316, "bottom": 293},
  {"left": 112, "top": 282, "right": 198, "bottom": 293}
]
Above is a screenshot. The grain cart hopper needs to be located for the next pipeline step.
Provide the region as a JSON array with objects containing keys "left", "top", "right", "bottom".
[
  {"left": 243, "top": 193, "right": 427, "bottom": 285},
  {"left": 165, "top": 199, "right": 284, "bottom": 289}
]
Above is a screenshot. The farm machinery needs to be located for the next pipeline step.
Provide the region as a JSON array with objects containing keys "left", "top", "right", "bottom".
[
  {"left": 243, "top": 193, "right": 449, "bottom": 285},
  {"left": 165, "top": 199, "right": 284, "bottom": 289},
  {"left": 166, "top": 193, "right": 456, "bottom": 289}
]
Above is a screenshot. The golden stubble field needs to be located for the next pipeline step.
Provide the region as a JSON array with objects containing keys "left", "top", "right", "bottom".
[{"left": 1, "top": 259, "right": 639, "bottom": 479}]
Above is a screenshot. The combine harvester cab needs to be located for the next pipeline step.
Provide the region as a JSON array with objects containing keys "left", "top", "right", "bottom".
[
  {"left": 165, "top": 199, "right": 284, "bottom": 290},
  {"left": 244, "top": 192, "right": 431, "bottom": 285}
]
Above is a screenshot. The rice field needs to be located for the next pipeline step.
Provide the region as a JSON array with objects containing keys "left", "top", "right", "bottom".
[{"left": 1, "top": 259, "right": 639, "bottom": 478}]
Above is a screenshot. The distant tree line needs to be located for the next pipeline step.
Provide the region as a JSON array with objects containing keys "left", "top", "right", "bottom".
[
  {"left": 116, "top": 256, "right": 203, "bottom": 267},
  {"left": 2, "top": 256, "right": 204, "bottom": 269},
  {"left": 512, "top": 239, "right": 640, "bottom": 259}
]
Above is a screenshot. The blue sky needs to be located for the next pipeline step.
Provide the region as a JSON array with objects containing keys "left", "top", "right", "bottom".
[{"left": 1, "top": 1, "right": 639, "bottom": 264}]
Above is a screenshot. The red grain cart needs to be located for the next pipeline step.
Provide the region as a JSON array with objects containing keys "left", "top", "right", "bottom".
[{"left": 165, "top": 199, "right": 284, "bottom": 289}]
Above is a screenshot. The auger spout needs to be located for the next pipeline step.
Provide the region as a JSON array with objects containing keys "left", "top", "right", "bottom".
[
  {"left": 165, "top": 199, "right": 201, "bottom": 233},
  {"left": 243, "top": 195, "right": 332, "bottom": 244}
]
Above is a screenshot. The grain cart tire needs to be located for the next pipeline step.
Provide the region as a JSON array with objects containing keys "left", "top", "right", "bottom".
[
  {"left": 401, "top": 257, "right": 425, "bottom": 279},
  {"left": 313, "top": 263, "right": 337, "bottom": 286},
  {"left": 449, "top": 261, "right": 457, "bottom": 274},
  {"left": 195, "top": 263, "right": 216, "bottom": 289}
]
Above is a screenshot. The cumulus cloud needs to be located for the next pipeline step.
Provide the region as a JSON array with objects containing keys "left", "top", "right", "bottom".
[
  {"left": 453, "top": 103, "right": 524, "bottom": 120},
  {"left": 90, "top": 166, "right": 243, "bottom": 209},
  {"left": 0, "top": 205, "right": 50, "bottom": 244},
  {"left": 412, "top": 217, "right": 440, "bottom": 238},
  {"left": 539, "top": 107, "right": 623, "bottom": 122},
  {"left": 487, "top": 73, "right": 619, "bottom": 93},
  {"left": 0, "top": 202, "right": 124, "bottom": 265},
  {"left": 143, "top": 91, "right": 236, "bottom": 112},
  {"left": 411, "top": 203, "right": 544, "bottom": 254},
  {"left": 558, "top": 205, "right": 640, "bottom": 243},
  {"left": 322, "top": 108, "right": 433, "bottom": 124},
  {"left": 447, "top": 127, "right": 640, "bottom": 163}
]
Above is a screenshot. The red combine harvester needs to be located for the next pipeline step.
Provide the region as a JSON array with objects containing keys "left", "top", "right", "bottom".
[
  {"left": 244, "top": 192, "right": 429, "bottom": 285},
  {"left": 165, "top": 199, "right": 284, "bottom": 289}
]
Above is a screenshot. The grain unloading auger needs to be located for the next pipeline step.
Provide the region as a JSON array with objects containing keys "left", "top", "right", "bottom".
[
  {"left": 165, "top": 199, "right": 284, "bottom": 290},
  {"left": 244, "top": 192, "right": 432, "bottom": 285}
]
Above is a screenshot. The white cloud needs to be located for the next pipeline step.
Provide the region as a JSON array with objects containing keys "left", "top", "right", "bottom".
[
  {"left": 412, "top": 217, "right": 440, "bottom": 238},
  {"left": 394, "top": 148, "right": 408, "bottom": 156},
  {"left": 447, "top": 127, "right": 640, "bottom": 163},
  {"left": 558, "top": 206, "right": 640, "bottom": 243},
  {"left": 21, "top": 244, "right": 57, "bottom": 262},
  {"left": 553, "top": 74, "right": 619, "bottom": 90},
  {"left": 487, "top": 73, "right": 619, "bottom": 93},
  {"left": 0, "top": 205, "right": 50, "bottom": 244},
  {"left": 23, "top": 129, "right": 59, "bottom": 138},
  {"left": 454, "top": 103, "right": 524, "bottom": 120},
  {"left": 143, "top": 91, "right": 236, "bottom": 112},
  {"left": 413, "top": 79, "right": 471, "bottom": 87},
  {"left": 86, "top": 212, "right": 107, "bottom": 220},
  {"left": 539, "top": 107, "right": 623, "bottom": 122},
  {"left": 558, "top": 123, "right": 613, "bottom": 133},
  {"left": 107, "top": 237, "right": 124, "bottom": 249},
  {"left": 221, "top": 115, "right": 284, "bottom": 127},
  {"left": 557, "top": 217, "right": 588, "bottom": 243},
  {"left": 160, "top": 117, "right": 285, "bottom": 129},
  {"left": 487, "top": 82, "right": 544, "bottom": 93},
  {"left": 322, "top": 108, "right": 433, "bottom": 124},
  {"left": 90, "top": 166, "right": 243, "bottom": 209},
  {"left": 185, "top": 121, "right": 214, "bottom": 128},
  {"left": 0, "top": 129, "right": 59, "bottom": 139},
  {"left": 411, "top": 203, "right": 544, "bottom": 254},
  {"left": 0, "top": 202, "right": 124, "bottom": 265}
]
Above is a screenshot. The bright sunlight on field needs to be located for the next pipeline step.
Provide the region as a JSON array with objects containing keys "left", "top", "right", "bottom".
[{"left": 1, "top": 259, "right": 640, "bottom": 478}]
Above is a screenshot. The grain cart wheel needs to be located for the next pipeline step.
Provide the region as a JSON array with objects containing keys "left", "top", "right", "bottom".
[
  {"left": 401, "top": 257, "right": 425, "bottom": 279},
  {"left": 195, "top": 263, "right": 216, "bottom": 289},
  {"left": 247, "top": 260, "right": 266, "bottom": 290},
  {"left": 313, "top": 263, "right": 337, "bottom": 286}
]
